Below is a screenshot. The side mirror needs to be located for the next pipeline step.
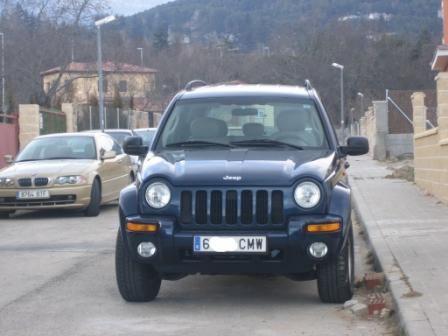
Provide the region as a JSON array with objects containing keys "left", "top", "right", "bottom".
[
  {"left": 340, "top": 136, "right": 369, "bottom": 156},
  {"left": 4, "top": 155, "right": 13, "bottom": 164},
  {"left": 123, "top": 136, "right": 148, "bottom": 156},
  {"left": 101, "top": 150, "right": 117, "bottom": 160}
]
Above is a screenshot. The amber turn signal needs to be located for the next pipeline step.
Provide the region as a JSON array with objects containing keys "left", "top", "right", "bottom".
[
  {"left": 306, "top": 223, "right": 341, "bottom": 233},
  {"left": 126, "top": 222, "right": 159, "bottom": 232}
]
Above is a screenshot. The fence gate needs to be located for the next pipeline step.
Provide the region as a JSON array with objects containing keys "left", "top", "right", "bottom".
[
  {"left": 0, "top": 114, "right": 19, "bottom": 168},
  {"left": 39, "top": 108, "right": 67, "bottom": 135}
]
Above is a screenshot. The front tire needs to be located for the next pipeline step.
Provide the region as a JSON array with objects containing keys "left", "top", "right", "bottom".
[
  {"left": 317, "top": 226, "right": 354, "bottom": 303},
  {"left": 84, "top": 179, "right": 101, "bottom": 217},
  {"left": 115, "top": 229, "right": 161, "bottom": 302}
]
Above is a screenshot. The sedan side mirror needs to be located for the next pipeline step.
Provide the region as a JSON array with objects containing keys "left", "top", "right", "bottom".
[
  {"left": 101, "top": 150, "right": 117, "bottom": 160},
  {"left": 123, "top": 136, "right": 148, "bottom": 156},
  {"left": 4, "top": 155, "right": 13, "bottom": 164},
  {"left": 340, "top": 136, "right": 369, "bottom": 156}
]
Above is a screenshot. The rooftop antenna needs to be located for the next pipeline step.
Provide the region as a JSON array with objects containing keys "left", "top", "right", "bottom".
[{"left": 184, "top": 80, "right": 208, "bottom": 91}]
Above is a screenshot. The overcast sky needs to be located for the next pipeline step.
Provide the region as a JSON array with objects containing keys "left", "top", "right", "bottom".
[{"left": 109, "top": 0, "right": 174, "bottom": 16}]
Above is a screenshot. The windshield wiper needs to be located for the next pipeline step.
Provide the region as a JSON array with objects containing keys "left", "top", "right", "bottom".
[
  {"left": 231, "top": 139, "right": 304, "bottom": 150},
  {"left": 166, "top": 140, "right": 235, "bottom": 148}
]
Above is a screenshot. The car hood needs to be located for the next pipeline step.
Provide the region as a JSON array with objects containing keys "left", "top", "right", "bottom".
[
  {"left": 0, "top": 160, "right": 97, "bottom": 178},
  {"left": 141, "top": 149, "right": 337, "bottom": 187}
]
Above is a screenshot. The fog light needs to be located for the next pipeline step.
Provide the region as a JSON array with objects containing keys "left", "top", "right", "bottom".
[
  {"left": 137, "top": 242, "right": 157, "bottom": 258},
  {"left": 309, "top": 242, "right": 328, "bottom": 258}
]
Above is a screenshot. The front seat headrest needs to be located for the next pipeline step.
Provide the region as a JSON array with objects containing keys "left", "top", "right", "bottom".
[
  {"left": 190, "top": 117, "right": 228, "bottom": 139},
  {"left": 243, "top": 123, "right": 264, "bottom": 138},
  {"left": 277, "top": 109, "right": 310, "bottom": 132}
]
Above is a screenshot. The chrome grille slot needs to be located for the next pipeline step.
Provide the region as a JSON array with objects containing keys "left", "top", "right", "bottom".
[{"left": 180, "top": 189, "right": 284, "bottom": 228}]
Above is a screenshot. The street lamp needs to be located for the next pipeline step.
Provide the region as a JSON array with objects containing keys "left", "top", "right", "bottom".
[
  {"left": 0, "top": 32, "right": 5, "bottom": 119},
  {"left": 137, "top": 47, "right": 144, "bottom": 67},
  {"left": 95, "top": 15, "right": 116, "bottom": 132},
  {"left": 357, "top": 92, "right": 364, "bottom": 118},
  {"left": 331, "top": 62, "right": 345, "bottom": 134}
]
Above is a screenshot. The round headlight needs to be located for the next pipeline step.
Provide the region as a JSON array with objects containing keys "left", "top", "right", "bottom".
[
  {"left": 294, "top": 181, "right": 321, "bottom": 209},
  {"left": 145, "top": 182, "right": 171, "bottom": 209}
]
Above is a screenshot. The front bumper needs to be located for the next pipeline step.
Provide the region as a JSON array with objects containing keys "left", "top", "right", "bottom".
[
  {"left": 0, "top": 185, "right": 92, "bottom": 211},
  {"left": 121, "top": 214, "right": 346, "bottom": 276}
]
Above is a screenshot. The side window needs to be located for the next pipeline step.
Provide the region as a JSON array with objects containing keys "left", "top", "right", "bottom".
[
  {"left": 99, "top": 135, "right": 114, "bottom": 152},
  {"left": 112, "top": 140, "right": 123, "bottom": 154},
  {"left": 119, "top": 80, "right": 128, "bottom": 93}
]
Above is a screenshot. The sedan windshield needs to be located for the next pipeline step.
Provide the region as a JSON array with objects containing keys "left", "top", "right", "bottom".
[
  {"left": 134, "top": 129, "right": 157, "bottom": 145},
  {"left": 16, "top": 136, "right": 97, "bottom": 162},
  {"left": 106, "top": 132, "right": 133, "bottom": 146},
  {"left": 156, "top": 97, "right": 329, "bottom": 151}
]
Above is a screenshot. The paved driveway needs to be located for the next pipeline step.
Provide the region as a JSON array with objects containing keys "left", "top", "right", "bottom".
[{"left": 0, "top": 206, "right": 394, "bottom": 336}]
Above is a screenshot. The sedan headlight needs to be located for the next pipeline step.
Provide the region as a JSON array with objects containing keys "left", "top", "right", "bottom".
[
  {"left": 0, "top": 177, "right": 15, "bottom": 187},
  {"left": 294, "top": 181, "right": 321, "bottom": 209},
  {"left": 145, "top": 182, "right": 171, "bottom": 209},
  {"left": 55, "top": 176, "right": 87, "bottom": 185}
]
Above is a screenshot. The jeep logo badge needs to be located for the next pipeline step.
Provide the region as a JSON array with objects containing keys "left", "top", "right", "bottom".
[{"left": 223, "top": 175, "right": 242, "bottom": 182}]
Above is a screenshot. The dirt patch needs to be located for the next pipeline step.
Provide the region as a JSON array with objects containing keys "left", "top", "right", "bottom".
[{"left": 385, "top": 160, "right": 414, "bottom": 182}]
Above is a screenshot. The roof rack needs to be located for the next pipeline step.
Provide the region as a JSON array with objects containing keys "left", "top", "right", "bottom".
[
  {"left": 184, "top": 80, "right": 208, "bottom": 91},
  {"left": 305, "top": 79, "right": 313, "bottom": 91}
]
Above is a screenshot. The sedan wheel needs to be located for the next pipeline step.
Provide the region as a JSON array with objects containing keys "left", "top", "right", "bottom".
[{"left": 84, "top": 179, "right": 101, "bottom": 217}]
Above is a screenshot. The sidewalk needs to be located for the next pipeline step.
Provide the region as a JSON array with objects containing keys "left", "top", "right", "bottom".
[{"left": 348, "top": 156, "right": 448, "bottom": 336}]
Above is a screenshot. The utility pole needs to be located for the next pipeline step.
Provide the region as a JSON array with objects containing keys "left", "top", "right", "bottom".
[
  {"left": 0, "top": 32, "right": 5, "bottom": 118},
  {"left": 95, "top": 16, "right": 116, "bottom": 132},
  {"left": 331, "top": 62, "right": 345, "bottom": 137},
  {"left": 137, "top": 47, "right": 144, "bottom": 67}
]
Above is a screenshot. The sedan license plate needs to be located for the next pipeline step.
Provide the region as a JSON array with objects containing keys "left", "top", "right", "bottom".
[
  {"left": 194, "top": 236, "right": 267, "bottom": 253},
  {"left": 16, "top": 189, "right": 50, "bottom": 200}
]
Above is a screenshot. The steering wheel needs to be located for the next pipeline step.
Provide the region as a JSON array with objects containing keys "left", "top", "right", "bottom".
[{"left": 274, "top": 133, "right": 313, "bottom": 146}]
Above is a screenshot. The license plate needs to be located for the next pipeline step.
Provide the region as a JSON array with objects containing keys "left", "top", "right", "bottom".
[
  {"left": 16, "top": 190, "right": 50, "bottom": 200},
  {"left": 193, "top": 236, "right": 267, "bottom": 253}
]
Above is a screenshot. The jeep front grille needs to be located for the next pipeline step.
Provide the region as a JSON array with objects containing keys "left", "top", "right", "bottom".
[{"left": 180, "top": 189, "right": 284, "bottom": 226}]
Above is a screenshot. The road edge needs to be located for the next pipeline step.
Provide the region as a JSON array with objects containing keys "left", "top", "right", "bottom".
[{"left": 350, "top": 177, "right": 435, "bottom": 336}]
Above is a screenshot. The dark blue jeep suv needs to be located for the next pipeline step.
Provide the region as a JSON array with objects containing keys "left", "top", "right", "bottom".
[{"left": 116, "top": 81, "right": 369, "bottom": 303}]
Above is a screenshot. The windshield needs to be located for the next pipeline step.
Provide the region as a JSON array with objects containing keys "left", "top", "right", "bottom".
[
  {"left": 134, "top": 129, "right": 157, "bottom": 145},
  {"left": 16, "top": 136, "right": 97, "bottom": 162},
  {"left": 156, "top": 97, "right": 329, "bottom": 151},
  {"left": 105, "top": 131, "right": 133, "bottom": 146}
]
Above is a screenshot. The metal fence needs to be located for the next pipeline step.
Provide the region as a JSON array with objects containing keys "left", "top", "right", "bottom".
[{"left": 76, "top": 105, "right": 154, "bottom": 131}]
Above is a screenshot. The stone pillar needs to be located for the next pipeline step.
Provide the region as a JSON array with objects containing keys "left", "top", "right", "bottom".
[
  {"left": 18, "top": 104, "right": 40, "bottom": 150},
  {"left": 61, "top": 103, "right": 77, "bottom": 133},
  {"left": 373, "top": 101, "right": 388, "bottom": 161},
  {"left": 436, "top": 72, "right": 448, "bottom": 140},
  {"left": 411, "top": 92, "right": 427, "bottom": 135}
]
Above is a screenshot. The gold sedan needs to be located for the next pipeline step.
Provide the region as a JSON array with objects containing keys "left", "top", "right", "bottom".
[{"left": 0, "top": 132, "right": 134, "bottom": 218}]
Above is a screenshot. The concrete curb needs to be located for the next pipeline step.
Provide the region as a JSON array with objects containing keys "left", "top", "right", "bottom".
[{"left": 350, "top": 177, "right": 435, "bottom": 336}]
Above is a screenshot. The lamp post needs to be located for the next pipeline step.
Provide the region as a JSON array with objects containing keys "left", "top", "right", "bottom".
[
  {"left": 95, "top": 15, "right": 116, "bottom": 132},
  {"left": 0, "top": 32, "right": 5, "bottom": 118},
  {"left": 137, "top": 47, "right": 144, "bottom": 67},
  {"left": 331, "top": 62, "right": 345, "bottom": 137},
  {"left": 357, "top": 92, "right": 364, "bottom": 119}
]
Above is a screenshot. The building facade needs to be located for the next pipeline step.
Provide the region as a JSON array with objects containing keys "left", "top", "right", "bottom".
[{"left": 41, "top": 62, "right": 157, "bottom": 105}]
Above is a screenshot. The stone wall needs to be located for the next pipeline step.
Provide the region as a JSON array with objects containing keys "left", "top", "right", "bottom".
[
  {"left": 360, "top": 100, "right": 414, "bottom": 160},
  {"left": 412, "top": 73, "right": 448, "bottom": 203}
]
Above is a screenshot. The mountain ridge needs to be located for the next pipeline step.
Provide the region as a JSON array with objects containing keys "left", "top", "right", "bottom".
[{"left": 118, "top": 0, "right": 441, "bottom": 50}]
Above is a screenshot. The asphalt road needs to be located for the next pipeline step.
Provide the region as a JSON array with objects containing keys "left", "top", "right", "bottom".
[{"left": 0, "top": 205, "right": 395, "bottom": 336}]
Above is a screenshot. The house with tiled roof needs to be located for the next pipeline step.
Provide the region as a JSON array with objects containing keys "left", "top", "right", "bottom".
[{"left": 41, "top": 61, "right": 158, "bottom": 106}]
